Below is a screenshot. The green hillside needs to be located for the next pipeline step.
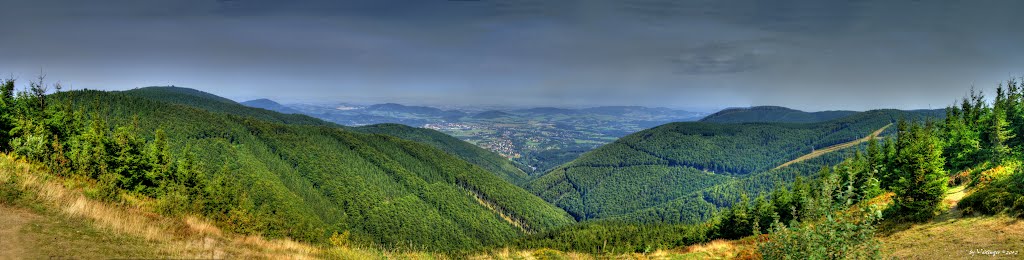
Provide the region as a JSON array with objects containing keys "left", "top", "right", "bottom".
[
  {"left": 527, "top": 109, "right": 941, "bottom": 221},
  {"left": 353, "top": 123, "right": 531, "bottom": 185},
  {"left": 123, "top": 87, "right": 330, "bottom": 126},
  {"left": 700, "top": 106, "right": 857, "bottom": 123},
  {"left": 124, "top": 87, "right": 530, "bottom": 185},
  {"left": 24, "top": 87, "right": 575, "bottom": 253}
]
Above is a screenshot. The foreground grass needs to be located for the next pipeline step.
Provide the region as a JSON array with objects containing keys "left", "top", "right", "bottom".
[
  {"left": 880, "top": 215, "right": 1024, "bottom": 258},
  {"left": 0, "top": 205, "right": 162, "bottom": 259},
  {"left": 879, "top": 185, "right": 1023, "bottom": 258},
  {"left": 0, "top": 154, "right": 340, "bottom": 259}
]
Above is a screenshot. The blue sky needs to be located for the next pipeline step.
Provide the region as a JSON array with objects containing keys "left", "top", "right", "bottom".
[{"left": 1, "top": 0, "right": 1022, "bottom": 111}]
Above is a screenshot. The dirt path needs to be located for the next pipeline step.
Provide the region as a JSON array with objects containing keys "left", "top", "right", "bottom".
[
  {"left": 773, "top": 123, "right": 892, "bottom": 170},
  {"left": 0, "top": 206, "right": 42, "bottom": 259}
]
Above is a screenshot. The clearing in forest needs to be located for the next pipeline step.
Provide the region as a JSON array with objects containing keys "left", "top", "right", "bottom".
[{"left": 773, "top": 123, "right": 892, "bottom": 170}]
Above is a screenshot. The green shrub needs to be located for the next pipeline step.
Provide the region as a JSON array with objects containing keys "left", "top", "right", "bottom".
[
  {"left": 0, "top": 174, "right": 26, "bottom": 206},
  {"left": 758, "top": 206, "right": 882, "bottom": 260}
]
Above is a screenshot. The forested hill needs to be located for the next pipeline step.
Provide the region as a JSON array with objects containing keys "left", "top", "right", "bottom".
[
  {"left": 526, "top": 109, "right": 942, "bottom": 221},
  {"left": 122, "top": 87, "right": 529, "bottom": 185},
  {"left": 240, "top": 98, "right": 302, "bottom": 115},
  {"left": 354, "top": 123, "right": 531, "bottom": 185},
  {"left": 700, "top": 106, "right": 857, "bottom": 123},
  {"left": 123, "top": 87, "right": 330, "bottom": 126},
  {"left": 49, "top": 88, "right": 574, "bottom": 252}
]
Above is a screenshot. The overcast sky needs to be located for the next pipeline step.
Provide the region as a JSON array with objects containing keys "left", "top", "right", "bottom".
[{"left": 2, "top": 0, "right": 1023, "bottom": 111}]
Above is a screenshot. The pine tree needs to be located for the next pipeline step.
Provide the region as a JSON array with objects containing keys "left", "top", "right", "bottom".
[
  {"left": 0, "top": 78, "right": 15, "bottom": 151},
  {"left": 145, "top": 128, "right": 173, "bottom": 194},
  {"left": 1005, "top": 78, "right": 1024, "bottom": 148},
  {"left": 880, "top": 138, "right": 898, "bottom": 190},
  {"left": 943, "top": 105, "right": 981, "bottom": 170},
  {"left": 890, "top": 120, "right": 948, "bottom": 221},
  {"left": 987, "top": 105, "right": 1014, "bottom": 163}
]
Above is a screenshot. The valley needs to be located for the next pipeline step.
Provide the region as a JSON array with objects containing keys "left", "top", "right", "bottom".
[
  {"left": 2, "top": 79, "right": 1023, "bottom": 259},
  {"left": 260, "top": 100, "right": 707, "bottom": 174},
  {"left": 5, "top": 1, "right": 1022, "bottom": 259}
]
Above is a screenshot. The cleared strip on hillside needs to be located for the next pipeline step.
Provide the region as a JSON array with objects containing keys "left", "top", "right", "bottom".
[{"left": 772, "top": 123, "right": 892, "bottom": 170}]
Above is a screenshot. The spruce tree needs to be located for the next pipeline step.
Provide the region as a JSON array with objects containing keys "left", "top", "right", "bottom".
[
  {"left": 987, "top": 105, "right": 1013, "bottom": 163},
  {"left": 0, "top": 78, "right": 15, "bottom": 151},
  {"left": 891, "top": 120, "right": 948, "bottom": 221}
]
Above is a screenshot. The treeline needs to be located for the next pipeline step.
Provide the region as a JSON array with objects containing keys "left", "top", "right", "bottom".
[
  {"left": 519, "top": 79, "right": 1024, "bottom": 256},
  {"left": 0, "top": 78, "right": 323, "bottom": 240},
  {"left": 755, "top": 79, "right": 1024, "bottom": 258},
  {"left": 515, "top": 145, "right": 877, "bottom": 253},
  {"left": 516, "top": 119, "right": 939, "bottom": 255},
  {"left": 948, "top": 80, "right": 1024, "bottom": 217}
]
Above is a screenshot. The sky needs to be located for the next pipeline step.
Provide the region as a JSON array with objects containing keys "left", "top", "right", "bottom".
[{"left": 1, "top": 0, "right": 1023, "bottom": 111}]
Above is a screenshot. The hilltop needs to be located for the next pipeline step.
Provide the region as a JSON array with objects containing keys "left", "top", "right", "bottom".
[
  {"left": 240, "top": 98, "right": 301, "bottom": 115},
  {"left": 700, "top": 106, "right": 857, "bottom": 123}
]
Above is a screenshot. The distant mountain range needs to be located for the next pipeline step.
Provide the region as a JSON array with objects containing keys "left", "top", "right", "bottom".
[
  {"left": 239, "top": 98, "right": 707, "bottom": 126},
  {"left": 240, "top": 98, "right": 302, "bottom": 114}
]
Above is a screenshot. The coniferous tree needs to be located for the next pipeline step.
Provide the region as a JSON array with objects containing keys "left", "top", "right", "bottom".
[
  {"left": 879, "top": 138, "right": 898, "bottom": 190},
  {"left": 1005, "top": 78, "right": 1024, "bottom": 148},
  {"left": 987, "top": 90, "right": 1014, "bottom": 163},
  {"left": 0, "top": 78, "right": 15, "bottom": 151},
  {"left": 890, "top": 120, "right": 948, "bottom": 221},
  {"left": 860, "top": 139, "right": 883, "bottom": 199},
  {"left": 943, "top": 105, "right": 982, "bottom": 170}
]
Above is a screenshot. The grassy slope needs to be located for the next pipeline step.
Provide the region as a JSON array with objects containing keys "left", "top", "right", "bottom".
[
  {"left": 0, "top": 154, "right": 331, "bottom": 259},
  {"left": 58, "top": 89, "right": 575, "bottom": 251},
  {"left": 880, "top": 184, "right": 1024, "bottom": 258},
  {"left": 656, "top": 183, "right": 1024, "bottom": 259},
  {"left": 0, "top": 205, "right": 164, "bottom": 259}
]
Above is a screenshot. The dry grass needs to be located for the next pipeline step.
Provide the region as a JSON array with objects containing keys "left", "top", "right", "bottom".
[
  {"left": 880, "top": 215, "right": 1024, "bottom": 259},
  {"left": 0, "top": 154, "right": 348, "bottom": 259},
  {"left": 879, "top": 181, "right": 1024, "bottom": 259},
  {"left": 677, "top": 239, "right": 739, "bottom": 259}
]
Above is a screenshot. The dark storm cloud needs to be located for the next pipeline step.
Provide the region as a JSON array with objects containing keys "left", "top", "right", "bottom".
[{"left": 1, "top": 0, "right": 1023, "bottom": 110}]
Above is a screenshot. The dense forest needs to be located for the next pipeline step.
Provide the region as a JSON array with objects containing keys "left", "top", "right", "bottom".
[
  {"left": 518, "top": 79, "right": 1024, "bottom": 257},
  {"left": 2, "top": 75, "right": 1022, "bottom": 257},
  {"left": 699, "top": 106, "right": 858, "bottom": 123},
  {"left": 526, "top": 109, "right": 940, "bottom": 222},
  {"left": 0, "top": 81, "right": 574, "bottom": 253}
]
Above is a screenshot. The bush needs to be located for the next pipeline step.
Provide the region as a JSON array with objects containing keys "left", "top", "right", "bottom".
[
  {"left": 758, "top": 206, "right": 882, "bottom": 260},
  {"left": 960, "top": 165, "right": 1024, "bottom": 217},
  {"left": 0, "top": 174, "right": 26, "bottom": 206}
]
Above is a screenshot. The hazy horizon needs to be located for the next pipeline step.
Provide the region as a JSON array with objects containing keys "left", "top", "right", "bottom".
[{"left": 2, "top": 0, "right": 1023, "bottom": 111}]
